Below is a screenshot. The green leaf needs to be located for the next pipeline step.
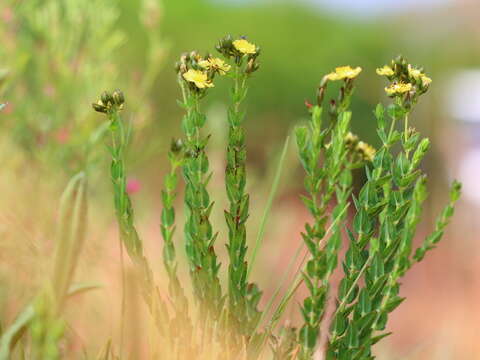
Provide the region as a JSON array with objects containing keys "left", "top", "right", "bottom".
[
  {"left": 374, "top": 103, "right": 385, "bottom": 129},
  {"left": 358, "top": 288, "right": 372, "bottom": 315},
  {"left": 371, "top": 332, "right": 392, "bottom": 345},
  {"left": 346, "top": 323, "right": 359, "bottom": 349}
]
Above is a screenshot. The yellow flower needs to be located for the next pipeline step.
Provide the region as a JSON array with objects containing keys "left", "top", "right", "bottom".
[
  {"left": 326, "top": 66, "right": 362, "bottom": 81},
  {"left": 408, "top": 64, "right": 423, "bottom": 80},
  {"left": 233, "top": 39, "right": 257, "bottom": 55},
  {"left": 376, "top": 65, "right": 394, "bottom": 76},
  {"left": 356, "top": 141, "right": 376, "bottom": 162},
  {"left": 345, "top": 132, "right": 359, "bottom": 146},
  {"left": 421, "top": 75, "right": 432, "bottom": 87},
  {"left": 183, "top": 69, "right": 214, "bottom": 89},
  {"left": 385, "top": 82, "right": 412, "bottom": 95},
  {"left": 199, "top": 57, "right": 231, "bottom": 75}
]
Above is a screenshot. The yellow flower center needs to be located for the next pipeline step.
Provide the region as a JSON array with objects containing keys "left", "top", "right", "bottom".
[
  {"left": 385, "top": 82, "right": 413, "bottom": 95},
  {"left": 199, "top": 57, "right": 231, "bottom": 75},
  {"left": 233, "top": 39, "right": 257, "bottom": 55},
  {"left": 326, "top": 66, "right": 362, "bottom": 81},
  {"left": 183, "top": 69, "right": 214, "bottom": 89}
]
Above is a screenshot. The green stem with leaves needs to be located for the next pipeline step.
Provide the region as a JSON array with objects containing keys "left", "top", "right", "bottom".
[
  {"left": 296, "top": 78, "right": 355, "bottom": 359},
  {"left": 93, "top": 91, "right": 170, "bottom": 337},
  {"left": 224, "top": 62, "right": 261, "bottom": 340},
  {"left": 178, "top": 77, "right": 223, "bottom": 322}
]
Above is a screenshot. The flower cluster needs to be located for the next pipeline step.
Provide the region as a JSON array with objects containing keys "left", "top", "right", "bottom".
[
  {"left": 377, "top": 56, "right": 432, "bottom": 102},
  {"left": 215, "top": 35, "right": 260, "bottom": 73},
  {"left": 344, "top": 131, "right": 376, "bottom": 162},
  {"left": 175, "top": 51, "right": 232, "bottom": 92},
  {"left": 92, "top": 89, "right": 125, "bottom": 114}
]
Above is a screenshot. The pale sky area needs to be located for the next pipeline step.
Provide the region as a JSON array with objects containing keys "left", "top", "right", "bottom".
[
  {"left": 309, "top": 0, "right": 452, "bottom": 16},
  {"left": 219, "top": 0, "right": 453, "bottom": 17}
]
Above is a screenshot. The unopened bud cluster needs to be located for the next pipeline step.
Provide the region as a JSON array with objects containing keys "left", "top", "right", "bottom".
[{"left": 92, "top": 89, "right": 125, "bottom": 114}]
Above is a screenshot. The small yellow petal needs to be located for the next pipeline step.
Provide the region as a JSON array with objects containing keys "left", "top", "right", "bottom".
[
  {"left": 183, "top": 69, "right": 214, "bottom": 89},
  {"left": 408, "top": 64, "right": 423, "bottom": 80},
  {"left": 233, "top": 39, "right": 257, "bottom": 55},
  {"left": 385, "top": 82, "right": 412, "bottom": 95},
  {"left": 376, "top": 65, "right": 394, "bottom": 76},
  {"left": 326, "top": 66, "right": 362, "bottom": 81},
  {"left": 421, "top": 75, "right": 432, "bottom": 87}
]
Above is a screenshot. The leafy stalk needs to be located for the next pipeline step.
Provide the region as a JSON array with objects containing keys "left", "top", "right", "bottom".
[
  {"left": 223, "top": 45, "right": 262, "bottom": 339},
  {"left": 93, "top": 90, "right": 169, "bottom": 336},
  {"left": 296, "top": 74, "right": 357, "bottom": 359},
  {"left": 160, "top": 137, "right": 193, "bottom": 346},
  {"left": 327, "top": 57, "right": 460, "bottom": 360},
  {"left": 176, "top": 63, "right": 223, "bottom": 322}
]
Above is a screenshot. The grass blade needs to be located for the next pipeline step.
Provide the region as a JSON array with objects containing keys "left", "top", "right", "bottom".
[{"left": 247, "top": 135, "right": 290, "bottom": 279}]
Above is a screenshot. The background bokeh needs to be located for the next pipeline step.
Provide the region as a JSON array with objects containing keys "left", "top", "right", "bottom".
[{"left": 0, "top": 0, "right": 479, "bottom": 358}]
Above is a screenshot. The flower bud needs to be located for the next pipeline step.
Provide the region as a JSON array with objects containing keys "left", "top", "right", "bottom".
[
  {"left": 101, "top": 91, "right": 113, "bottom": 106},
  {"left": 170, "top": 138, "right": 184, "bottom": 154},
  {"left": 92, "top": 102, "right": 107, "bottom": 113},
  {"left": 112, "top": 89, "right": 125, "bottom": 106}
]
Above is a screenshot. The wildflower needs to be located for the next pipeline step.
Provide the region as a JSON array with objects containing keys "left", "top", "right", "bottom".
[
  {"left": 385, "top": 82, "right": 412, "bottom": 96},
  {"left": 126, "top": 178, "right": 141, "bottom": 195},
  {"left": 345, "top": 132, "right": 359, "bottom": 147},
  {"left": 233, "top": 39, "right": 257, "bottom": 55},
  {"left": 199, "top": 57, "right": 231, "bottom": 75},
  {"left": 408, "top": 64, "right": 423, "bottom": 80},
  {"left": 356, "top": 141, "right": 376, "bottom": 161},
  {"left": 376, "top": 65, "right": 394, "bottom": 76},
  {"left": 326, "top": 66, "right": 362, "bottom": 81},
  {"left": 421, "top": 75, "right": 432, "bottom": 87},
  {"left": 182, "top": 69, "right": 214, "bottom": 89}
]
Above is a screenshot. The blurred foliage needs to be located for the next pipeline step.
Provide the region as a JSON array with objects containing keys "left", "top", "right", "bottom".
[{"left": 2, "top": 0, "right": 480, "bottom": 174}]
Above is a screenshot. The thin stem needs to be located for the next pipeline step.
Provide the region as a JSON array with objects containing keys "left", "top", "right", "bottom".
[
  {"left": 329, "top": 255, "right": 372, "bottom": 327},
  {"left": 248, "top": 136, "right": 290, "bottom": 279},
  {"left": 119, "top": 236, "right": 126, "bottom": 357}
]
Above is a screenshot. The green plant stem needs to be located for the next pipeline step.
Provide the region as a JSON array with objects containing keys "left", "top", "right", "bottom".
[
  {"left": 160, "top": 142, "right": 193, "bottom": 346},
  {"left": 179, "top": 79, "right": 223, "bottom": 322},
  {"left": 225, "top": 67, "right": 256, "bottom": 335},
  {"left": 106, "top": 109, "right": 169, "bottom": 336}
]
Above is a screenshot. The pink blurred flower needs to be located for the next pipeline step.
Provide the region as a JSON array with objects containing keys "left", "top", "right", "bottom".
[
  {"left": 43, "top": 84, "right": 56, "bottom": 98},
  {"left": 126, "top": 178, "right": 141, "bottom": 195},
  {"left": 1, "top": 7, "right": 14, "bottom": 23},
  {"left": 54, "top": 127, "right": 70, "bottom": 144}
]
